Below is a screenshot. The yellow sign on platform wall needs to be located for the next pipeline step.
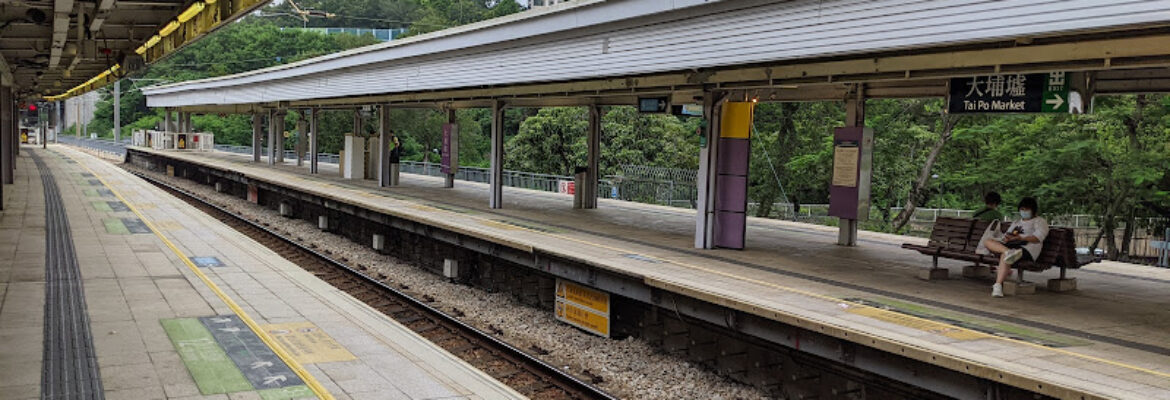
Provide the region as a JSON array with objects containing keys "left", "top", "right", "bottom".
[
  {"left": 556, "top": 279, "right": 609, "bottom": 314},
  {"left": 554, "top": 279, "right": 610, "bottom": 337},
  {"left": 263, "top": 322, "right": 357, "bottom": 364}
]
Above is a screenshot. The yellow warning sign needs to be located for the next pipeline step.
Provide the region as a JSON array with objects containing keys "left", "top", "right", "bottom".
[
  {"left": 554, "top": 279, "right": 609, "bottom": 337},
  {"left": 847, "top": 307, "right": 988, "bottom": 341},
  {"left": 262, "top": 322, "right": 356, "bottom": 364},
  {"left": 556, "top": 300, "right": 610, "bottom": 337},
  {"left": 556, "top": 279, "right": 609, "bottom": 314}
]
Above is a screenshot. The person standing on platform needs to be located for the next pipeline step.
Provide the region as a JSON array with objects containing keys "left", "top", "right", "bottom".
[
  {"left": 982, "top": 197, "right": 1049, "bottom": 297},
  {"left": 972, "top": 192, "right": 1004, "bottom": 222},
  {"left": 388, "top": 132, "right": 401, "bottom": 186}
]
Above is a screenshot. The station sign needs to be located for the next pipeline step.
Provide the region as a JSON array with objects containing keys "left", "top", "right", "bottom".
[
  {"left": 947, "top": 72, "right": 1070, "bottom": 114},
  {"left": 638, "top": 96, "right": 670, "bottom": 113},
  {"left": 554, "top": 279, "right": 610, "bottom": 337}
]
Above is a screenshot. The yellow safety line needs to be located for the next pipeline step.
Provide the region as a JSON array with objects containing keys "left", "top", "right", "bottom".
[
  {"left": 61, "top": 149, "right": 334, "bottom": 400},
  {"left": 136, "top": 149, "right": 1170, "bottom": 382}
]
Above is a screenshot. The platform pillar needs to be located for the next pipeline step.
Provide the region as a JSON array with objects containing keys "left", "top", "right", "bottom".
[
  {"left": 378, "top": 106, "right": 391, "bottom": 187},
  {"left": 1, "top": 84, "right": 12, "bottom": 186},
  {"left": 695, "top": 92, "right": 724, "bottom": 249},
  {"left": 489, "top": 100, "right": 504, "bottom": 209},
  {"left": 581, "top": 104, "right": 601, "bottom": 209},
  {"left": 443, "top": 108, "right": 457, "bottom": 189},
  {"left": 163, "top": 108, "right": 172, "bottom": 135},
  {"left": 309, "top": 108, "right": 319, "bottom": 174},
  {"left": 295, "top": 113, "right": 307, "bottom": 167},
  {"left": 56, "top": 100, "right": 62, "bottom": 143},
  {"left": 252, "top": 112, "right": 263, "bottom": 162},
  {"left": 272, "top": 110, "right": 286, "bottom": 164},
  {"left": 836, "top": 86, "right": 869, "bottom": 247},
  {"left": 113, "top": 80, "right": 120, "bottom": 143}
]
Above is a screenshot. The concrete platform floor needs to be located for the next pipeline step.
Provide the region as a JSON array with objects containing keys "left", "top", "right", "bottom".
[
  {"left": 140, "top": 148, "right": 1170, "bottom": 400},
  {"left": 0, "top": 145, "right": 523, "bottom": 400}
]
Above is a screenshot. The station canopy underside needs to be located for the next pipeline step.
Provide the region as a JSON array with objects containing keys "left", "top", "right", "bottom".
[
  {"left": 142, "top": 0, "right": 1170, "bottom": 113},
  {"left": 0, "top": 0, "right": 267, "bottom": 101}
]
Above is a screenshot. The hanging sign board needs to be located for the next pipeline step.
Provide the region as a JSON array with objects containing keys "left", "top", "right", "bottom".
[
  {"left": 638, "top": 97, "right": 670, "bottom": 113},
  {"left": 947, "top": 72, "right": 1070, "bottom": 114},
  {"left": 554, "top": 279, "right": 610, "bottom": 337}
]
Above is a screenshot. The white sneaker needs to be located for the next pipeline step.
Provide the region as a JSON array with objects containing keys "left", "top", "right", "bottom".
[
  {"left": 992, "top": 283, "right": 1004, "bottom": 297},
  {"left": 1003, "top": 249, "right": 1023, "bottom": 265}
]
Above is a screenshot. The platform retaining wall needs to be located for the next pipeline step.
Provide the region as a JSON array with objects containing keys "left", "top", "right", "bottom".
[{"left": 127, "top": 149, "right": 1052, "bottom": 400}]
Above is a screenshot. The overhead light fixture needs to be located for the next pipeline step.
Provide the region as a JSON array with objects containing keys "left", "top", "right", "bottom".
[
  {"left": 178, "top": 2, "right": 205, "bottom": 23},
  {"left": 145, "top": 35, "right": 161, "bottom": 48},
  {"left": 135, "top": 45, "right": 148, "bottom": 55},
  {"left": 160, "top": 20, "right": 181, "bottom": 37}
]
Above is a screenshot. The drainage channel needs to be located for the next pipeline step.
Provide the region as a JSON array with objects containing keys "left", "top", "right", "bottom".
[
  {"left": 30, "top": 150, "right": 105, "bottom": 400},
  {"left": 133, "top": 171, "right": 616, "bottom": 400}
]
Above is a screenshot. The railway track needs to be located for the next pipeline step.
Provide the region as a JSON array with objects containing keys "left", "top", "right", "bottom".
[{"left": 132, "top": 171, "right": 618, "bottom": 400}]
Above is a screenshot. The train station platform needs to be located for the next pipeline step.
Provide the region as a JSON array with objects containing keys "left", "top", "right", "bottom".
[
  {"left": 125, "top": 147, "right": 1170, "bottom": 400},
  {"left": 0, "top": 145, "right": 523, "bottom": 400}
]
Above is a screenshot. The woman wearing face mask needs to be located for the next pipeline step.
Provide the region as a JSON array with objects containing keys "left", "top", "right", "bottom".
[{"left": 982, "top": 197, "right": 1049, "bottom": 297}]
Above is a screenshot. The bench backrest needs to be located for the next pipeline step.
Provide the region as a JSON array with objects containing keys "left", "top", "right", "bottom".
[
  {"left": 935, "top": 218, "right": 1081, "bottom": 269},
  {"left": 927, "top": 217, "right": 984, "bottom": 252}
]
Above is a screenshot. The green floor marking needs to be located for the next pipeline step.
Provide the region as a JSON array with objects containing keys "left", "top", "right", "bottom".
[
  {"left": 847, "top": 298, "right": 1089, "bottom": 347},
  {"left": 92, "top": 201, "right": 113, "bottom": 212},
  {"left": 257, "top": 385, "right": 316, "bottom": 400},
  {"left": 161, "top": 318, "right": 255, "bottom": 395},
  {"left": 102, "top": 218, "right": 129, "bottom": 235}
]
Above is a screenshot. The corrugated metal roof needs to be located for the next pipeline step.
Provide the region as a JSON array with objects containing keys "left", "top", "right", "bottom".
[{"left": 145, "top": 0, "right": 1170, "bottom": 107}]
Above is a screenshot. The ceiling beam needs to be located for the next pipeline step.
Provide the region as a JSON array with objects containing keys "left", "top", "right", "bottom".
[
  {"left": 90, "top": 0, "right": 118, "bottom": 32},
  {"left": 0, "top": 53, "right": 12, "bottom": 86},
  {"left": 49, "top": 0, "right": 76, "bottom": 69}
]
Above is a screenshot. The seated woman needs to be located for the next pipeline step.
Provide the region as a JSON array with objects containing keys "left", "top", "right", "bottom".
[{"left": 982, "top": 197, "right": 1049, "bottom": 297}]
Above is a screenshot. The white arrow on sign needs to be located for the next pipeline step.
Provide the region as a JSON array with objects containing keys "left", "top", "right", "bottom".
[
  {"left": 1046, "top": 94, "right": 1065, "bottom": 109},
  {"left": 262, "top": 375, "right": 287, "bottom": 386},
  {"left": 250, "top": 361, "right": 273, "bottom": 369}
]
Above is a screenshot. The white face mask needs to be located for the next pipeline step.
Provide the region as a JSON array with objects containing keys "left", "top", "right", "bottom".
[{"left": 1019, "top": 210, "right": 1033, "bottom": 219}]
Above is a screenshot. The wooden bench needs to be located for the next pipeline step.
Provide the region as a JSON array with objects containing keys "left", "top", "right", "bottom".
[{"left": 901, "top": 217, "right": 1101, "bottom": 292}]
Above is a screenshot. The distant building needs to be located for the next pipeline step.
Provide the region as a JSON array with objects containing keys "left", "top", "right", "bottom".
[
  {"left": 530, "top": 0, "right": 571, "bottom": 7},
  {"left": 281, "top": 27, "right": 407, "bottom": 42}
]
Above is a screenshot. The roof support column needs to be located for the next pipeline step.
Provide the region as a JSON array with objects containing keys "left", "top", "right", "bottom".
[
  {"left": 251, "top": 112, "right": 263, "bottom": 162},
  {"left": 489, "top": 100, "right": 504, "bottom": 209},
  {"left": 164, "top": 109, "right": 173, "bottom": 135},
  {"left": 113, "top": 80, "right": 120, "bottom": 143},
  {"left": 1, "top": 84, "right": 12, "bottom": 187},
  {"left": 837, "top": 84, "right": 869, "bottom": 247},
  {"left": 75, "top": 101, "right": 81, "bottom": 137},
  {"left": 581, "top": 104, "right": 601, "bottom": 209},
  {"left": 694, "top": 91, "right": 725, "bottom": 249},
  {"left": 272, "top": 110, "right": 286, "bottom": 164},
  {"left": 443, "top": 108, "right": 456, "bottom": 189},
  {"left": 378, "top": 105, "right": 391, "bottom": 187},
  {"left": 309, "top": 109, "right": 318, "bottom": 174},
  {"left": 56, "top": 101, "right": 63, "bottom": 143},
  {"left": 295, "top": 111, "right": 307, "bottom": 167}
]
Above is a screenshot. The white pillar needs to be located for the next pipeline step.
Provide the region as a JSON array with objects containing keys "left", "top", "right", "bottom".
[
  {"left": 252, "top": 112, "right": 263, "bottom": 162},
  {"left": 267, "top": 109, "right": 276, "bottom": 165},
  {"left": 309, "top": 108, "right": 319, "bottom": 174},
  {"left": 695, "top": 92, "right": 723, "bottom": 249},
  {"left": 489, "top": 100, "right": 504, "bottom": 209},
  {"left": 379, "top": 106, "right": 391, "bottom": 187},
  {"left": 56, "top": 100, "right": 63, "bottom": 143},
  {"left": 273, "top": 110, "right": 285, "bottom": 164},
  {"left": 295, "top": 111, "right": 307, "bottom": 167},
  {"left": 113, "top": 80, "right": 120, "bottom": 143}
]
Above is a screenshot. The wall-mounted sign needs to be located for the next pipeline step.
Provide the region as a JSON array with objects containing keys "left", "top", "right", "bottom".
[
  {"left": 554, "top": 279, "right": 609, "bottom": 337},
  {"left": 638, "top": 97, "right": 669, "bottom": 113},
  {"left": 948, "top": 72, "right": 1070, "bottom": 114}
]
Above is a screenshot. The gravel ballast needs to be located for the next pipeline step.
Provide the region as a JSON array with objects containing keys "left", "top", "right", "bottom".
[{"left": 123, "top": 162, "right": 770, "bottom": 400}]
